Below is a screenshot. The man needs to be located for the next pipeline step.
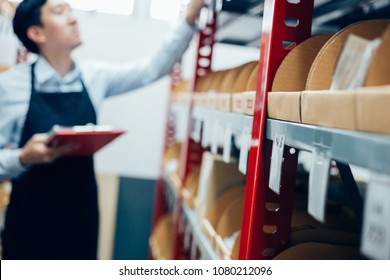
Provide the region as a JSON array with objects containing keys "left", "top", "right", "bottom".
[{"left": 0, "top": 0, "right": 204, "bottom": 259}]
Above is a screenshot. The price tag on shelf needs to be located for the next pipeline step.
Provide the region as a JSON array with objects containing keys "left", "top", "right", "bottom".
[
  {"left": 192, "top": 118, "right": 202, "bottom": 143},
  {"left": 238, "top": 129, "right": 251, "bottom": 175},
  {"left": 361, "top": 173, "right": 390, "bottom": 260},
  {"left": 308, "top": 148, "right": 331, "bottom": 222},
  {"left": 223, "top": 124, "right": 233, "bottom": 163},
  {"left": 211, "top": 120, "right": 219, "bottom": 155},
  {"left": 269, "top": 134, "right": 285, "bottom": 194}
]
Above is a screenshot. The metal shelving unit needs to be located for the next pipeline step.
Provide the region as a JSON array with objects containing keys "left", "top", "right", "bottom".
[{"left": 152, "top": 0, "right": 390, "bottom": 260}]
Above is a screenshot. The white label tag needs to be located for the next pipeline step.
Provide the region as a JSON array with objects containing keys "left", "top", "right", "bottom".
[
  {"left": 308, "top": 149, "right": 330, "bottom": 222},
  {"left": 330, "top": 34, "right": 381, "bottom": 90},
  {"left": 201, "top": 119, "right": 210, "bottom": 148},
  {"left": 192, "top": 119, "right": 202, "bottom": 143},
  {"left": 361, "top": 173, "right": 390, "bottom": 260},
  {"left": 223, "top": 124, "right": 233, "bottom": 163},
  {"left": 238, "top": 130, "right": 251, "bottom": 175},
  {"left": 211, "top": 120, "right": 219, "bottom": 155},
  {"left": 269, "top": 134, "right": 285, "bottom": 194}
]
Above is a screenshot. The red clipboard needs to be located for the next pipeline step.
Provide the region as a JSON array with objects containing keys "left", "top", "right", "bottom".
[{"left": 45, "top": 125, "right": 126, "bottom": 156}]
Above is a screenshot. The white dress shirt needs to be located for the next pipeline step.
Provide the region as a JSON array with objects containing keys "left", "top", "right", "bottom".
[{"left": 0, "top": 20, "right": 196, "bottom": 180}]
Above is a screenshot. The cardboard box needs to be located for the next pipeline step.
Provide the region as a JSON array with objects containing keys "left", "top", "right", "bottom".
[
  {"left": 214, "top": 196, "right": 244, "bottom": 259},
  {"left": 272, "top": 34, "right": 332, "bottom": 92},
  {"left": 182, "top": 167, "right": 201, "bottom": 208},
  {"left": 356, "top": 86, "right": 390, "bottom": 134},
  {"left": 232, "top": 61, "right": 258, "bottom": 93},
  {"left": 216, "top": 93, "right": 231, "bottom": 111},
  {"left": 301, "top": 90, "right": 357, "bottom": 130},
  {"left": 195, "top": 152, "right": 246, "bottom": 225},
  {"left": 242, "top": 91, "right": 256, "bottom": 115},
  {"left": 206, "top": 92, "right": 218, "bottom": 109},
  {"left": 245, "top": 64, "right": 259, "bottom": 91},
  {"left": 364, "top": 24, "right": 390, "bottom": 86},
  {"left": 149, "top": 214, "right": 174, "bottom": 260},
  {"left": 268, "top": 92, "right": 301, "bottom": 123},
  {"left": 218, "top": 66, "right": 243, "bottom": 93},
  {"left": 232, "top": 93, "right": 243, "bottom": 113},
  {"left": 208, "top": 70, "right": 227, "bottom": 92},
  {"left": 267, "top": 35, "right": 331, "bottom": 123},
  {"left": 201, "top": 186, "right": 245, "bottom": 249},
  {"left": 306, "top": 19, "right": 390, "bottom": 91}
]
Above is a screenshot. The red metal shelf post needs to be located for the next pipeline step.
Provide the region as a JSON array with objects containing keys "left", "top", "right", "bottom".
[{"left": 239, "top": 0, "right": 314, "bottom": 260}]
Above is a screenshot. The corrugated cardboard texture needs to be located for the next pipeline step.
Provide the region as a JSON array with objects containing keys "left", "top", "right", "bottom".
[
  {"left": 268, "top": 92, "right": 301, "bottom": 122},
  {"left": 365, "top": 24, "right": 390, "bottom": 86},
  {"left": 356, "top": 86, "right": 390, "bottom": 134},
  {"left": 301, "top": 90, "right": 357, "bottom": 130},
  {"left": 306, "top": 19, "right": 390, "bottom": 91},
  {"left": 272, "top": 34, "right": 332, "bottom": 92},
  {"left": 232, "top": 61, "right": 258, "bottom": 93}
]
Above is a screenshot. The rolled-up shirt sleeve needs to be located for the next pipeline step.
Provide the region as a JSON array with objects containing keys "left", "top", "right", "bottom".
[
  {"left": 0, "top": 83, "right": 26, "bottom": 180},
  {"left": 0, "top": 149, "right": 26, "bottom": 180},
  {"left": 95, "top": 19, "right": 197, "bottom": 98}
]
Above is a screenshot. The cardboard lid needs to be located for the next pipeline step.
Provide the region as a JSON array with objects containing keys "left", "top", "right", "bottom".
[
  {"left": 306, "top": 19, "right": 390, "bottom": 90},
  {"left": 272, "top": 34, "right": 332, "bottom": 92},
  {"left": 364, "top": 24, "right": 390, "bottom": 86},
  {"left": 218, "top": 65, "right": 245, "bottom": 93},
  {"left": 206, "top": 185, "right": 245, "bottom": 228},
  {"left": 231, "top": 61, "right": 258, "bottom": 93},
  {"left": 245, "top": 64, "right": 259, "bottom": 91},
  {"left": 208, "top": 70, "right": 228, "bottom": 91},
  {"left": 216, "top": 196, "right": 244, "bottom": 237},
  {"left": 194, "top": 72, "right": 212, "bottom": 92}
]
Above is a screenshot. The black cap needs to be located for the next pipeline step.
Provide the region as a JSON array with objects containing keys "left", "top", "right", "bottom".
[{"left": 13, "top": 0, "right": 47, "bottom": 54}]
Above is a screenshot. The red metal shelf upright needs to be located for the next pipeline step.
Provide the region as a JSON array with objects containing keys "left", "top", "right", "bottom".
[
  {"left": 239, "top": 0, "right": 314, "bottom": 260},
  {"left": 172, "top": 11, "right": 218, "bottom": 259},
  {"left": 151, "top": 9, "right": 218, "bottom": 259}
]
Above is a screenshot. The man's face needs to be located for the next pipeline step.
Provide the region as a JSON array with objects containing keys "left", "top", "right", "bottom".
[{"left": 37, "top": 0, "right": 81, "bottom": 51}]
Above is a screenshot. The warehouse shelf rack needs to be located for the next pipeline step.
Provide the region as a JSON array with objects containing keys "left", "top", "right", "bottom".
[{"left": 152, "top": 0, "right": 390, "bottom": 260}]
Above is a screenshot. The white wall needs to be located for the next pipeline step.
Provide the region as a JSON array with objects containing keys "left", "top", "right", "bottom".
[{"left": 73, "top": 10, "right": 260, "bottom": 180}]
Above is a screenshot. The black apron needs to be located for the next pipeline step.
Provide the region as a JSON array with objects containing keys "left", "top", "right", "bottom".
[{"left": 2, "top": 63, "right": 99, "bottom": 260}]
